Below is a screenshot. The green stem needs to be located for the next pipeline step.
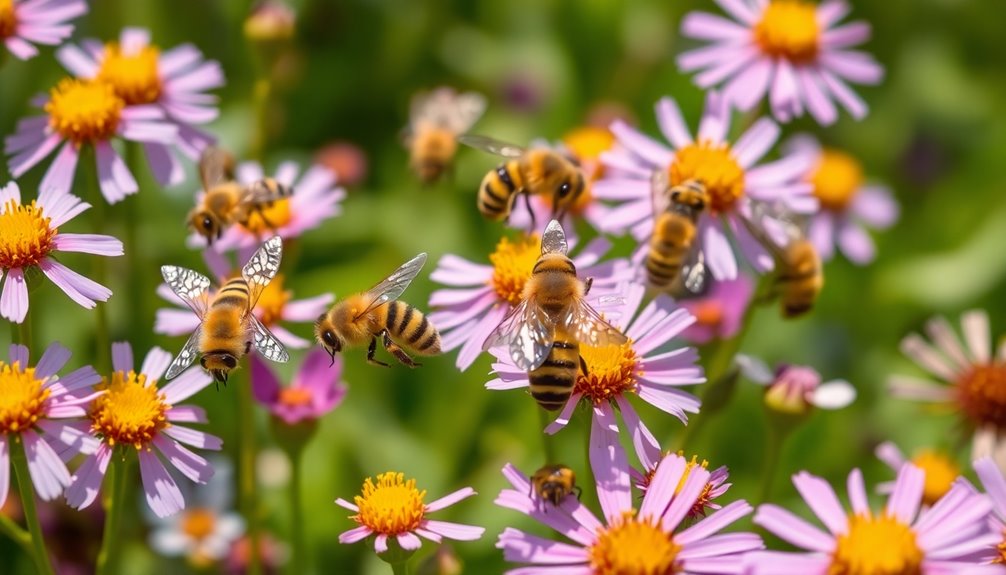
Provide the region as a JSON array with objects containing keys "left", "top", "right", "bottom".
[
  {"left": 11, "top": 439, "right": 55, "bottom": 575},
  {"left": 82, "top": 144, "right": 111, "bottom": 374},
  {"left": 96, "top": 450, "right": 129, "bottom": 575},
  {"left": 538, "top": 407, "right": 558, "bottom": 464},
  {"left": 390, "top": 560, "right": 411, "bottom": 575},
  {"left": 123, "top": 143, "right": 146, "bottom": 348},
  {"left": 13, "top": 304, "right": 31, "bottom": 348},
  {"left": 0, "top": 512, "right": 31, "bottom": 555},
  {"left": 287, "top": 448, "right": 306, "bottom": 575},
  {"left": 237, "top": 374, "right": 263, "bottom": 575},
  {"left": 579, "top": 407, "right": 599, "bottom": 512},
  {"left": 757, "top": 424, "right": 790, "bottom": 504}
]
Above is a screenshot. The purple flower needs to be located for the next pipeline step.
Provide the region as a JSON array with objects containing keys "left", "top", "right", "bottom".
[
  {"left": 679, "top": 275, "right": 754, "bottom": 344},
  {"left": 737, "top": 354, "right": 856, "bottom": 415},
  {"left": 0, "top": 182, "right": 123, "bottom": 323},
  {"left": 0, "top": 342, "right": 101, "bottom": 506},
  {"left": 874, "top": 441, "right": 959, "bottom": 507},
  {"left": 66, "top": 342, "right": 221, "bottom": 518},
  {"left": 678, "top": 0, "right": 884, "bottom": 125},
  {"left": 973, "top": 457, "right": 1006, "bottom": 565},
  {"left": 631, "top": 454, "right": 732, "bottom": 521},
  {"left": 0, "top": 0, "right": 87, "bottom": 61},
  {"left": 495, "top": 453, "right": 761, "bottom": 573},
  {"left": 751, "top": 464, "right": 999, "bottom": 574},
  {"left": 593, "top": 91, "right": 816, "bottom": 280},
  {"left": 251, "top": 348, "right": 347, "bottom": 425}
]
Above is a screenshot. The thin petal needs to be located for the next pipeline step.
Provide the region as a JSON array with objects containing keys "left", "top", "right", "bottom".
[{"left": 139, "top": 450, "right": 185, "bottom": 517}]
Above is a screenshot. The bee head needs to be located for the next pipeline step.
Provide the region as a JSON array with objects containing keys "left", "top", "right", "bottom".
[
  {"left": 200, "top": 353, "right": 238, "bottom": 385},
  {"left": 314, "top": 314, "right": 343, "bottom": 365},
  {"left": 190, "top": 210, "right": 223, "bottom": 244}
]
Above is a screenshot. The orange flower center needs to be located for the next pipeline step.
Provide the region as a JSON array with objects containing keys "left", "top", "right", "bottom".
[
  {"left": 90, "top": 370, "right": 170, "bottom": 449},
  {"left": 829, "top": 513, "right": 923, "bottom": 575},
  {"left": 96, "top": 43, "right": 162, "bottom": 105},
  {"left": 564, "top": 125, "right": 614, "bottom": 182},
  {"left": 994, "top": 529, "right": 1006, "bottom": 565},
  {"left": 45, "top": 79, "right": 124, "bottom": 144},
  {"left": 909, "top": 450, "right": 959, "bottom": 507},
  {"left": 240, "top": 198, "right": 292, "bottom": 235},
  {"left": 0, "top": 200, "right": 56, "bottom": 270},
  {"left": 692, "top": 300, "right": 724, "bottom": 327},
  {"left": 754, "top": 1, "right": 821, "bottom": 64},
  {"left": 180, "top": 507, "right": 217, "bottom": 540},
  {"left": 810, "top": 149, "right": 864, "bottom": 212},
  {"left": 956, "top": 363, "right": 1006, "bottom": 433},
  {"left": 575, "top": 340, "right": 639, "bottom": 403},
  {"left": 669, "top": 142, "right": 745, "bottom": 214},
  {"left": 589, "top": 511, "right": 681, "bottom": 574},
  {"left": 254, "top": 273, "right": 291, "bottom": 326},
  {"left": 278, "top": 387, "right": 312, "bottom": 407},
  {"left": 0, "top": 0, "right": 16, "bottom": 39},
  {"left": 638, "top": 454, "right": 720, "bottom": 519},
  {"left": 352, "top": 471, "right": 426, "bottom": 535},
  {"left": 489, "top": 234, "right": 541, "bottom": 306},
  {"left": 0, "top": 362, "right": 50, "bottom": 434}
]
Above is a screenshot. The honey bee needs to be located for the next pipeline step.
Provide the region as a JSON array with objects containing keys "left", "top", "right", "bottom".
[
  {"left": 530, "top": 464, "right": 580, "bottom": 507},
  {"left": 162, "top": 236, "right": 290, "bottom": 385},
  {"left": 743, "top": 205, "right": 823, "bottom": 318},
  {"left": 645, "top": 171, "right": 709, "bottom": 295},
  {"left": 459, "top": 135, "right": 586, "bottom": 229},
  {"left": 189, "top": 147, "right": 294, "bottom": 245},
  {"left": 315, "top": 254, "right": 441, "bottom": 367},
  {"left": 483, "top": 220, "right": 626, "bottom": 410},
  {"left": 404, "top": 88, "right": 487, "bottom": 183}
]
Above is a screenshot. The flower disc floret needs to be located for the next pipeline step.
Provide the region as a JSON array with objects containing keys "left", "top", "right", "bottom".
[
  {"left": 668, "top": 142, "right": 745, "bottom": 213},
  {"left": 575, "top": 340, "right": 639, "bottom": 403},
  {"left": 90, "top": 370, "right": 170, "bottom": 449},
  {"left": 97, "top": 43, "right": 163, "bottom": 105},
  {"left": 811, "top": 150, "right": 864, "bottom": 212},
  {"left": 910, "top": 450, "right": 958, "bottom": 506},
  {"left": 489, "top": 234, "right": 540, "bottom": 306},
  {"left": 957, "top": 363, "right": 1006, "bottom": 432},
  {"left": 181, "top": 508, "right": 217, "bottom": 540},
  {"left": 45, "top": 79, "right": 125, "bottom": 144},
  {"left": 830, "top": 513, "right": 923, "bottom": 575},
  {"left": 589, "top": 511, "right": 681, "bottom": 575},
  {"left": 353, "top": 471, "right": 427, "bottom": 535},
  {"left": 0, "top": 0, "right": 16, "bottom": 38},
  {"left": 255, "top": 273, "right": 292, "bottom": 325},
  {"left": 0, "top": 362, "right": 50, "bottom": 433},
  {"left": 0, "top": 200, "right": 56, "bottom": 269},
  {"left": 753, "top": 1, "right": 821, "bottom": 64}
]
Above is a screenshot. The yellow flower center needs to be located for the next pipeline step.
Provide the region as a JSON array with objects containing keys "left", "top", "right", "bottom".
[
  {"left": 180, "top": 507, "right": 217, "bottom": 540},
  {"left": 240, "top": 199, "right": 292, "bottom": 235},
  {"left": 254, "top": 273, "right": 291, "bottom": 326},
  {"left": 575, "top": 340, "right": 639, "bottom": 404},
  {"left": 589, "top": 511, "right": 682, "bottom": 575},
  {"left": 669, "top": 142, "right": 745, "bottom": 214},
  {"left": 0, "top": 200, "right": 56, "bottom": 270},
  {"left": 956, "top": 363, "right": 1006, "bottom": 433},
  {"left": 45, "top": 79, "right": 125, "bottom": 144},
  {"left": 489, "top": 234, "right": 541, "bottom": 306},
  {"left": 754, "top": 1, "right": 821, "bottom": 64},
  {"left": 564, "top": 126, "right": 614, "bottom": 180},
  {"left": 0, "top": 362, "right": 51, "bottom": 434},
  {"left": 353, "top": 471, "right": 426, "bottom": 535},
  {"left": 810, "top": 149, "right": 864, "bottom": 212},
  {"left": 909, "top": 450, "right": 959, "bottom": 507},
  {"left": 90, "top": 370, "right": 170, "bottom": 449},
  {"left": 96, "top": 43, "right": 163, "bottom": 106},
  {"left": 830, "top": 514, "right": 923, "bottom": 575},
  {"left": 692, "top": 300, "right": 724, "bottom": 328},
  {"left": 994, "top": 529, "right": 1006, "bottom": 565},
  {"left": 0, "top": 0, "right": 16, "bottom": 39},
  {"left": 674, "top": 455, "right": 717, "bottom": 518},
  {"left": 278, "top": 387, "right": 312, "bottom": 408}
]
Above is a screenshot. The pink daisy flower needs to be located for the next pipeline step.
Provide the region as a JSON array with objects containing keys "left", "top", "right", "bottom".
[
  {"left": 973, "top": 457, "right": 1006, "bottom": 565},
  {"left": 874, "top": 441, "right": 959, "bottom": 507},
  {"left": 632, "top": 454, "right": 733, "bottom": 521},
  {"left": 66, "top": 342, "right": 221, "bottom": 518},
  {"left": 0, "top": 182, "right": 123, "bottom": 324},
  {"left": 335, "top": 471, "right": 484, "bottom": 554},
  {"left": 0, "top": 342, "right": 101, "bottom": 506},
  {"left": 678, "top": 0, "right": 884, "bottom": 125},
  {"left": 56, "top": 27, "right": 224, "bottom": 182},
  {"left": 428, "top": 233, "right": 628, "bottom": 371},
  {"left": 495, "top": 452, "right": 762, "bottom": 574},
  {"left": 736, "top": 354, "right": 856, "bottom": 415},
  {"left": 593, "top": 91, "right": 816, "bottom": 280},
  {"left": 251, "top": 347, "right": 347, "bottom": 425},
  {"left": 751, "top": 463, "right": 1001, "bottom": 574},
  {"left": 679, "top": 275, "right": 755, "bottom": 344},
  {"left": 0, "top": 0, "right": 86, "bottom": 61}
]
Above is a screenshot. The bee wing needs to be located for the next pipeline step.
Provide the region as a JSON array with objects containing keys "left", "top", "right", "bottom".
[
  {"left": 482, "top": 299, "right": 555, "bottom": 371},
  {"left": 410, "top": 90, "right": 487, "bottom": 134},
  {"left": 541, "top": 220, "right": 568, "bottom": 255},
  {"left": 457, "top": 135, "right": 526, "bottom": 158},
  {"left": 249, "top": 315, "right": 290, "bottom": 363},
  {"left": 355, "top": 253, "right": 428, "bottom": 319},
  {"left": 677, "top": 246, "right": 709, "bottom": 297},
  {"left": 165, "top": 328, "right": 203, "bottom": 380},
  {"left": 160, "top": 265, "right": 211, "bottom": 317},
  {"left": 651, "top": 169, "right": 671, "bottom": 216},
  {"left": 444, "top": 92, "right": 487, "bottom": 133},
  {"left": 246, "top": 179, "right": 292, "bottom": 204},
  {"left": 563, "top": 297, "right": 628, "bottom": 348},
  {"left": 242, "top": 236, "right": 284, "bottom": 308},
  {"left": 743, "top": 201, "right": 807, "bottom": 253},
  {"left": 199, "top": 146, "right": 236, "bottom": 189}
]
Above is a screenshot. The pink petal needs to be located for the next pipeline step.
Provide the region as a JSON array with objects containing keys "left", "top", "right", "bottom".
[
  {"left": 615, "top": 396, "right": 661, "bottom": 470},
  {"left": 166, "top": 406, "right": 207, "bottom": 423},
  {"left": 420, "top": 519, "right": 484, "bottom": 541},
  {"left": 732, "top": 118, "right": 780, "bottom": 169},
  {"left": 639, "top": 454, "right": 687, "bottom": 520},
  {"left": 0, "top": 268, "right": 29, "bottom": 323},
  {"left": 34, "top": 342, "right": 70, "bottom": 380},
  {"left": 23, "top": 430, "right": 71, "bottom": 500},
  {"left": 425, "top": 486, "right": 476, "bottom": 513},
  {"left": 696, "top": 91, "right": 731, "bottom": 144},
  {"left": 609, "top": 120, "right": 672, "bottom": 167},
  {"left": 837, "top": 220, "right": 875, "bottom": 264},
  {"left": 66, "top": 444, "right": 112, "bottom": 509},
  {"left": 753, "top": 504, "right": 835, "bottom": 552},
  {"left": 38, "top": 140, "right": 80, "bottom": 197},
  {"left": 885, "top": 463, "right": 924, "bottom": 523},
  {"left": 160, "top": 368, "right": 213, "bottom": 404},
  {"left": 140, "top": 347, "right": 174, "bottom": 381},
  {"left": 56, "top": 43, "right": 98, "bottom": 77},
  {"left": 497, "top": 527, "right": 589, "bottom": 564},
  {"left": 139, "top": 450, "right": 185, "bottom": 517},
  {"left": 792, "top": 472, "right": 848, "bottom": 535},
  {"left": 39, "top": 258, "right": 111, "bottom": 308},
  {"left": 962, "top": 310, "right": 991, "bottom": 364},
  {"left": 143, "top": 143, "right": 185, "bottom": 187},
  {"left": 95, "top": 141, "right": 138, "bottom": 203},
  {"left": 0, "top": 438, "right": 7, "bottom": 508},
  {"left": 153, "top": 436, "right": 214, "bottom": 484},
  {"left": 589, "top": 405, "right": 632, "bottom": 523},
  {"left": 655, "top": 97, "right": 694, "bottom": 149},
  {"left": 338, "top": 525, "right": 371, "bottom": 544},
  {"left": 725, "top": 59, "right": 774, "bottom": 113},
  {"left": 162, "top": 425, "right": 223, "bottom": 450},
  {"left": 250, "top": 353, "right": 280, "bottom": 405},
  {"left": 798, "top": 68, "right": 838, "bottom": 126},
  {"left": 676, "top": 500, "right": 754, "bottom": 545},
  {"left": 850, "top": 185, "right": 898, "bottom": 229},
  {"left": 397, "top": 532, "right": 422, "bottom": 550},
  {"left": 53, "top": 233, "right": 123, "bottom": 256},
  {"left": 8, "top": 132, "right": 61, "bottom": 179},
  {"left": 714, "top": 0, "right": 757, "bottom": 24},
  {"left": 681, "top": 11, "right": 751, "bottom": 41},
  {"left": 701, "top": 220, "right": 738, "bottom": 281}
]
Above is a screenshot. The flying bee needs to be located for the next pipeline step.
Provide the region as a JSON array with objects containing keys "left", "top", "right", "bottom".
[
  {"left": 188, "top": 147, "right": 294, "bottom": 245},
  {"left": 483, "top": 220, "right": 627, "bottom": 410},
  {"left": 459, "top": 135, "right": 586, "bottom": 229},
  {"left": 404, "top": 87, "right": 487, "bottom": 183},
  {"left": 645, "top": 171, "right": 710, "bottom": 296},
  {"left": 530, "top": 464, "right": 580, "bottom": 507},
  {"left": 742, "top": 204, "right": 823, "bottom": 318},
  {"left": 162, "top": 236, "right": 290, "bottom": 385},
  {"left": 315, "top": 253, "right": 441, "bottom": 367}
]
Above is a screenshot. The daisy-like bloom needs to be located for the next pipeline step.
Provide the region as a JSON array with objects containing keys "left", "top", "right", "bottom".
[
  {"left": 0, "top": 182, "right": 123, "bottom": 323},
  {"left": 875, "top": 441, "right": 959, "bottom": 507},
  {"left": 0, "top": 0, "right": 86, "bottom": 61},
  {"left": 496, "top": 452, "right": 762, "bottom": 574},
  {"left": 593, "top": 91, "right": 816, "bottom": 280},
  {"left": 251, "top": 347, "right": 347, "bottom": 425},
  {"left": 678, "top": 0, "right": 884, "bottom": 125},
  {"left": 244, "top": 0, "right": 296, "bottom": 44},
  {"left": 679, "top": 276, "right": 754, "bottom": 345},
  {"left": 56, "top": 27, "right": 224, "bottom": 180},
  {"left": 335, "top": 471, "right": 484, "bottom": 554},
  {"left": 428, "top": 232, "right": 627, "bottom": 371},
  {"left": 889, "top": 310, "right": 1006, "bottom": 464},
  {"left": 0, "top": 342, "right": 100, "bottom": 507},
  {"left": 737, "top": 354, "right": 856, "bottom": 415},
  {"left": 66, "top": 342, "right": 221, "bottom": 518},
  {"left": 632, "top": 453, "right": 732, "bottom": 520},
  {"left": 788, "top": 135, "right": 899, "bottom": 264},
  {"left": 750, "top": 463, "right": 1002, "bottom": 574},
  {"left": 155, "top": 248, "right": 333, "bottom": 349}
]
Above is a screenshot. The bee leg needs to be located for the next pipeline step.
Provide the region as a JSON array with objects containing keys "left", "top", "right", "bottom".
[
  {"left": 366, "top": 337, "right": 390, "bottom": 368},
  {"left": 382, "top": 330, "right": 421, "bottom": 368},
  {"left": 573, "top": 485, "right": 582, "bottom": 501},
  {"left": 579, "top": 355, "right": 589, "bottom": 376},
  {"left": 583, "top": 277, "right": 594, "bottom": 296},
  {"left": 522, "top": 190, "right": 536, "bottom": 230},
  {"left": 245, "top": 341, "right": 252, "bottom": 355}
]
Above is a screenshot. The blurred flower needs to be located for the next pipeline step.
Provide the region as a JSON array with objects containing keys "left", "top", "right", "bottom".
[
  {"left": 678, "top": 0, "right": 883, "bottom": 125},
  {"left": 244, "top": 1, "right": 296, "bottom": 43},
  {"left": 973, "top": 457, "right": 1006, "bottom": 565},
  {"left": 750, "top": 464, "right": 997, "bottom": 574},
  {"left": 875, "top": 441, "right": 958, "bottom": 506},
  {"left": 155, "top": 248, "right": 333, "bottom": 349},
  {"left": 889, "top": 310, "right": 1006, "bottom": 465},
  {"left": 428, "top": 232, "right": 627, "bottom": 371},
  {"left": 594, "top": 92, "right": 816, "bottom": 280},
  {"left": 251, "top": 347, "right": 346, "bottom": 425},
  {"left": 0, "top": 182, "right": 123, "bottom": 323},
  {"left": 335, "top": 471, "right": 484, "bottom": 555},
  {"left": 255, "top": 447, "right": 290, "bottom": 489},
  {"left": 225, "top": 532, "right": 287, "bottom": 575},
  {"left": 679, "top": 275, "right": 755, "bottom": 344},
  {"left": 416, "top": 544, "right": 462, "bottom": 575},
  {"left": 737, "top": 354, "right": 856, "bottom": 416},
  {"left": 788, "top": 135, "right": 899, "bottom": 264},
  {"left": 495, "top": 453, "right": 761, "bottom": 573},
  {"left": 314, "top": 141, "right": 368, "bottom": 187},
  {"left": 66, "top": 342, "right": 221, "bottom": 518},
  {"left": 4, "top": 78, "right": 178, "bottom": 203},
  {"left": 0, "top": 0, "right": 86, "bottom": 61},
  {"left": 0, "top": 342, "right": 101, "bottom": 506},
  {"left": 631, "top": 452, "right": 732, "bottom": 520}
]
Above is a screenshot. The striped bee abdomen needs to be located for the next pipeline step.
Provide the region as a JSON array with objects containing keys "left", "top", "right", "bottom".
[
  {"left": 646, "top": 213, "right": 694, "bottom": 288},
  {"left": 528, "top": 331, "right": 579, "bottom": 411},
  {"left": 477, "top": 162, "right": 520, "bottom": 220},
  {"left": 380, "top": 300, "right": 441, "bottom": 355},
  {"left": 212, "top": 278, "right": 251, "bottom": 307}
]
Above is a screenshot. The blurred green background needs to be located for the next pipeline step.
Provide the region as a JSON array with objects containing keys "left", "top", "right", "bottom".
[{"left": 2, "top": 0, "right": 1006, "bottom": 573}]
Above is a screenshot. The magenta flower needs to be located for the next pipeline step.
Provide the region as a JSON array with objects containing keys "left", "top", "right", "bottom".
[
  {"left": 679, "top": 275, "right": 754, "bottom": 344},
  {"left": 0, "top": 342, "right": 101, "bottom": 506},
  {"left": 0, "top": 0, "right": 86, "bottom": 61},
  {"left": 593, "top": 91, "right": 816, "bottom": 280},
  {"left": 737, "top": 354, "right": 856, "bottom": 415},
  {"left": 56, "top": 27, "right": 224, "bottom": 181},
  {"left": 751, "top": 464, "right": 999, "bottom": 574},
  {"left": 66, "top": 342, "right": 221, "bottom": 518},
  {"left": 0, "top": 182, "right": 123, "bottom": 323},
  {"left": 973, "top": 457, "right": 1006, "bottom": 565},
  {"left": 678, "top": 0, "right": 884, "bottom": 125},
  {"left": 495, "top": 453, "right": 762, "bottom": 573},
  {"left": 631, "top": 455, "right": 732, "bottom": 521},
  {"left": 251, "top": 348, "right": 347, "bottom": 425}
]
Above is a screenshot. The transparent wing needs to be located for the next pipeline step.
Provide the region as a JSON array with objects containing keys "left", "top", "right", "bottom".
[
  {"left": 199, "top": 146, "right": 235, "bottom": 189},
  {"left": 541, "top": 220, "right": 568, "bottom": 255},
  {"left": 678, "top": 246, "right": 708, "bottom": 296},
  {"left": 563, "top": 298, "right": 628, "bottom": 348},
  {"left": 457, "top": 135, "right": 526, "bottom": 158},
  {"left": 356, "top": 253, "right": 428, "bottom": 319},
  {"left": 165, "top": 328, "right": 202, "bottom": 380},
  {"left": 249, "top": 315, "right": 289, "bottom": 363},
  {"left": 245, "top": 179, "right": 292, "bottom": 204},
  {"left": 160, "top": 265, "right": 211, "bottom": 317},
  {"left": 483, "top": 299, "right": 555, "bottom": 371},
  {"left": 445, "top": 92, "right": 487, "bottom": 133},
  {"left": 242, "top": 236, "right": 283, "bottom": 307},
  {"left": 743, "top": 201, "right": 807, "bottom": 253},
  {"left": 651, "top": 169, "right": 671, "bottom": 217},
  {"left": 410, "top": 89, "right": 487, "bottom": 134}
]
